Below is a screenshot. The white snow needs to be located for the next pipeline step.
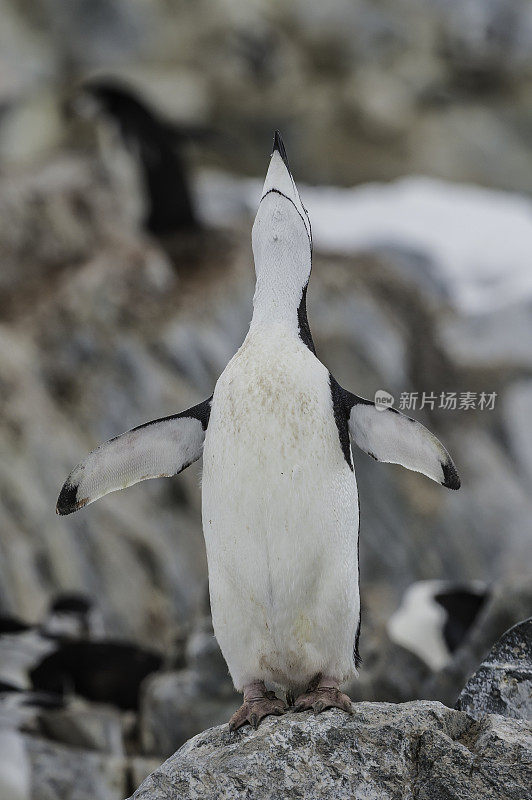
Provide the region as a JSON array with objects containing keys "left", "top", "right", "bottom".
[{"left": 198, "top": 172, "right": 532, "bottom": 315}]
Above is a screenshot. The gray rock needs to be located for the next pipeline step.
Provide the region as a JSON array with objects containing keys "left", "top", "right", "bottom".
[
  {"left": 129, "top": 702, "right": 532, "bottom": 800},
  {"left": 349, "top": 637, "right": 433, "bottom": 704},
  {"left": 437, "top": 303, "right": 532, "bottom": 371},
  {"left": 504, "top": 381, "right": 532, "bottom": 488},
  {"left": 38, "top": 703, "right": 125, "bottom": 754},
  {"left": 139, "top": 669, "right": 238, "bottom": 758},
  {"left": 0, "top": 728, "right": 31, "bottom": 800},
  {"left": 139, "top": 618, "right": 239, "bottom": 757},
  {"left": 128, "top": 758, "right": 163, "bottom": 795},
  {"left": 24, "top": 733, "right": 126, "bottom": 800},
  {"left": 426, "top": 576, "right": 532, "bottom": 706},
  {"left": 457, "top": 618, "right": 532, "bottom": 721}
]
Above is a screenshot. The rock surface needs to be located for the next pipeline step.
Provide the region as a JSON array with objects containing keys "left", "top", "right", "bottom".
[
  {"left": 129, "top": 702, "right": 532, "bottom": 800},
  {"left": 457, "top": 618, "right": 532, "bottom": 722},
  {"left": 426, "top": 577, "right": 532, "bottom": 707},
  {"left": 25, "top": 733, "right": 127, "bottom": 800},
  {"left": 140, "top": 616, "right": 240, "bottom": 756}
]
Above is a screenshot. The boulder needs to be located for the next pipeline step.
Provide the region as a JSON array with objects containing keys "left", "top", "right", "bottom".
[
  {"left": 456, "top": 618, "right": 532, "bottom": 721},
  {"left": 140, "top": 617, "right": 239, "bottom": 756},
  {"left": 24, "top": 733, "right": 126, "bottom": 800},
  {"left": 129, "top": 702, "right": 531, "bottom": 800},
  {"left": 38, "top": 703, "right": 126, "bottom": 754},
  {"left": 426, "top": 576, "right": 532, "bottom": 706}
]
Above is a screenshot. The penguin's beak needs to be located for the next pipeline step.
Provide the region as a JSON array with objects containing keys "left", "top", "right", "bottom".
[
  {"left": 261, "top": 130, "right": 295, "bottom": 199},
  {"left": 273, "top": 130, "right": 290, "bottom": 170},
  {"left": 260, "top": 130, "right": 311, "bottom": 242}
]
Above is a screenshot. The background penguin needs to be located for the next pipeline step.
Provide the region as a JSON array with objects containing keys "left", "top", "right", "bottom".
[
  {"left": 56, "top": 131, "right": 460, "bottom": 730},
  {"left": 0, "top": 616, "right": 56, "bottom": 692},
  {"left": 43, "top": 593, "right": 104, "bottom": 639},
  {"left": 30, "top": 640, "right": 161, "bottom": 711},
  {"left": 387, "top": 580, "right": 488, "bottom": 671},
  {"left": 0, "top": 593, "right": 98, "bottom": 692},
  {"left": 69, "top": 77, "right": 235, "bottom": 278},
  {"left": 72, "top": 78, "right": 200, "bottom": 237},
  {"left": 0, "top": 595, "right": 159, "bottom": 711}
]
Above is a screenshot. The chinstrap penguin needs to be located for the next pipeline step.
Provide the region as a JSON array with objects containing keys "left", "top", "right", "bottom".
[
  {"left": 0, "top": 595, "right": 157, "bottom": 710},
  {"left": 57, "top": 131, "right": 460, "bottom": 729},
  {"left": 387, "top": 580, "right": 487, "bottom": 672},
  {"left": 71, "top": 78, "right": 199, "bottom": 236}
]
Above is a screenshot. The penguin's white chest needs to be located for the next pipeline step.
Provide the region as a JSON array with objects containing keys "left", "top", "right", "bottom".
[{"left": 201, "top": 329, "right": 360, "bottom": 691}]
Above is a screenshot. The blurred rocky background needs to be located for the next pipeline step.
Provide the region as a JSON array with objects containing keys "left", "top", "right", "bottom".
[{"left": 1, "top": 0, "right": 531, "bottom": 798}]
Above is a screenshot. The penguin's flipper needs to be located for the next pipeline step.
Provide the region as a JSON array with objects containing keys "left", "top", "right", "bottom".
[
  {"left": 344, "top": 391, "right": 460, "bottom": 489},
  {"left": 56, "top": 397, "right": 212, "bottom": 515}
]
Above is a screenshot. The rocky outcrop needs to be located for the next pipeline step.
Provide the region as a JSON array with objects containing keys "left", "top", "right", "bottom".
[
  {"left": 457, "top": 618, "right": 532, "bottom": 721},
  {"left": 426, "top": 578, "right": 532, "bottom": 707},
  {"left": 129, "top": 702, "right": 532, "bottom": 800},
  {"left": 25, "top": 734, "right": 127, "bottom": 800},
  {"left": 0, "top": 726, "right": 162, "bottom": 800},
  {"left": 139, "top": 616, "right": 240, "bottom": 757}
]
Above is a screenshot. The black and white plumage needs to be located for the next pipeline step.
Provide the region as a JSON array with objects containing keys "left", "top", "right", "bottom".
[
  {"left": 30, "top": 640, "right": 161, "bottom": 711},
  {"left": 43, "top": 593, "right": 104, "bottom": 639},
  {"left": 0, "top": 599, "right": 161, "bottom": 712},
  {"left": 0, "top": 595, "right": 97, "bottom": 692},
  {"left": 57, "top": 132, "right": 460, "bottom": 726},
  {"left": 74, "top": 78, "right": 199, "bottom": 236},
  {"left": 0, "top": 619, "right": 56, "bottom": 693},
  {"left": 57, "top": 399, "right": 211, "bottom": 515},
  {"left": 387, "top": 580, "right": 488, "bottom": 671}
]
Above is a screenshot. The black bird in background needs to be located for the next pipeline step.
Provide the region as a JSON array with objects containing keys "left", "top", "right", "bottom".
[
  {"left": 73, "top": 78, "right": 202, "bottom": 236},
  {"left": 0, "top": 595, "right": 161, "bottom": 712},
  {"left": 30, "top": 640, "right": 162, "bottom": 711}
]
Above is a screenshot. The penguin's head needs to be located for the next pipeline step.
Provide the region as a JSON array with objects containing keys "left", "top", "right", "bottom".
[
  {"left": 74, "top": 80, "right": 140, "bottom": 122},
  {"left": 43, "top": 593, "right": 101, "bottom": 639},
  {"left": 252, "top": 131, "right": 312, "bottom": 288},
  {"left": 71, "top": 79, "right": 162, "bottom": 152}
]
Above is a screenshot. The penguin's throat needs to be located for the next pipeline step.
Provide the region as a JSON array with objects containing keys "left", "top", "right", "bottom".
[{"left": 250, "top": 275, "right": 304, "bottom": 332}]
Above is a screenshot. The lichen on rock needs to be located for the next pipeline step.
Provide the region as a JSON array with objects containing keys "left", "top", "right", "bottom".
[{"left": 129, "top": 701, "right": 532, "bottom": 800}]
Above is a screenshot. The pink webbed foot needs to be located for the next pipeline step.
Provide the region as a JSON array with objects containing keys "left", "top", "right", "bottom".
[
  {"left": 294, "top": 675, "right": 353, "bottom": 715},
  {"left": 229, "top": 682, "right": 287, "bottom": 731}
]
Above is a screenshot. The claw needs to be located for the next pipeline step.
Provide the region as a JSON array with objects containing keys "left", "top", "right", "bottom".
[
  {"left": 228, "top": 690, "right": 286, "bottom": 731},
  {"left": 293, "top": 683, "right": 353, "bottom": 715}
]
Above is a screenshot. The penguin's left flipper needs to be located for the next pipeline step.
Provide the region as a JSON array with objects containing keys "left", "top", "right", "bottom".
[
  {"left": 344, "top": 391, "right": 460, "bottom": 489},
  {"left": 56, "top": 397, "right": 212, "bottom": 515}
]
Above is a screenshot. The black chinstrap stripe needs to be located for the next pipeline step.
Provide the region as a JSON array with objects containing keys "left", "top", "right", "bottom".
[
  {"left": 297, "top": 283, "right": 316, "bottom": 354},
  {"left": 260, "top": 188, "right": 312, "bottom": 251}
]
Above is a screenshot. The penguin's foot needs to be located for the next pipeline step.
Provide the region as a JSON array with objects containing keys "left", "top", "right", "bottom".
[
  {"left": 294, "top": 675, "right": 353, "bottom": 715},
  {"left": 229, "top": 681, "right": 286, "bottom": 731}
]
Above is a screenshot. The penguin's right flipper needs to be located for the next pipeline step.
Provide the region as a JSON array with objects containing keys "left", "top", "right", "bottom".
[
  {"left": 56, "top": 398, "right": 211, "bottom": 515},
  {"left": 343, "top": 390, "right": 460, "bottom": 489}
]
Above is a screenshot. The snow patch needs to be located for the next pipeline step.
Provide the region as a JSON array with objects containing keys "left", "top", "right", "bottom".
[{"left": 198, "top": 172, "right": 532, "bottom": 315}]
